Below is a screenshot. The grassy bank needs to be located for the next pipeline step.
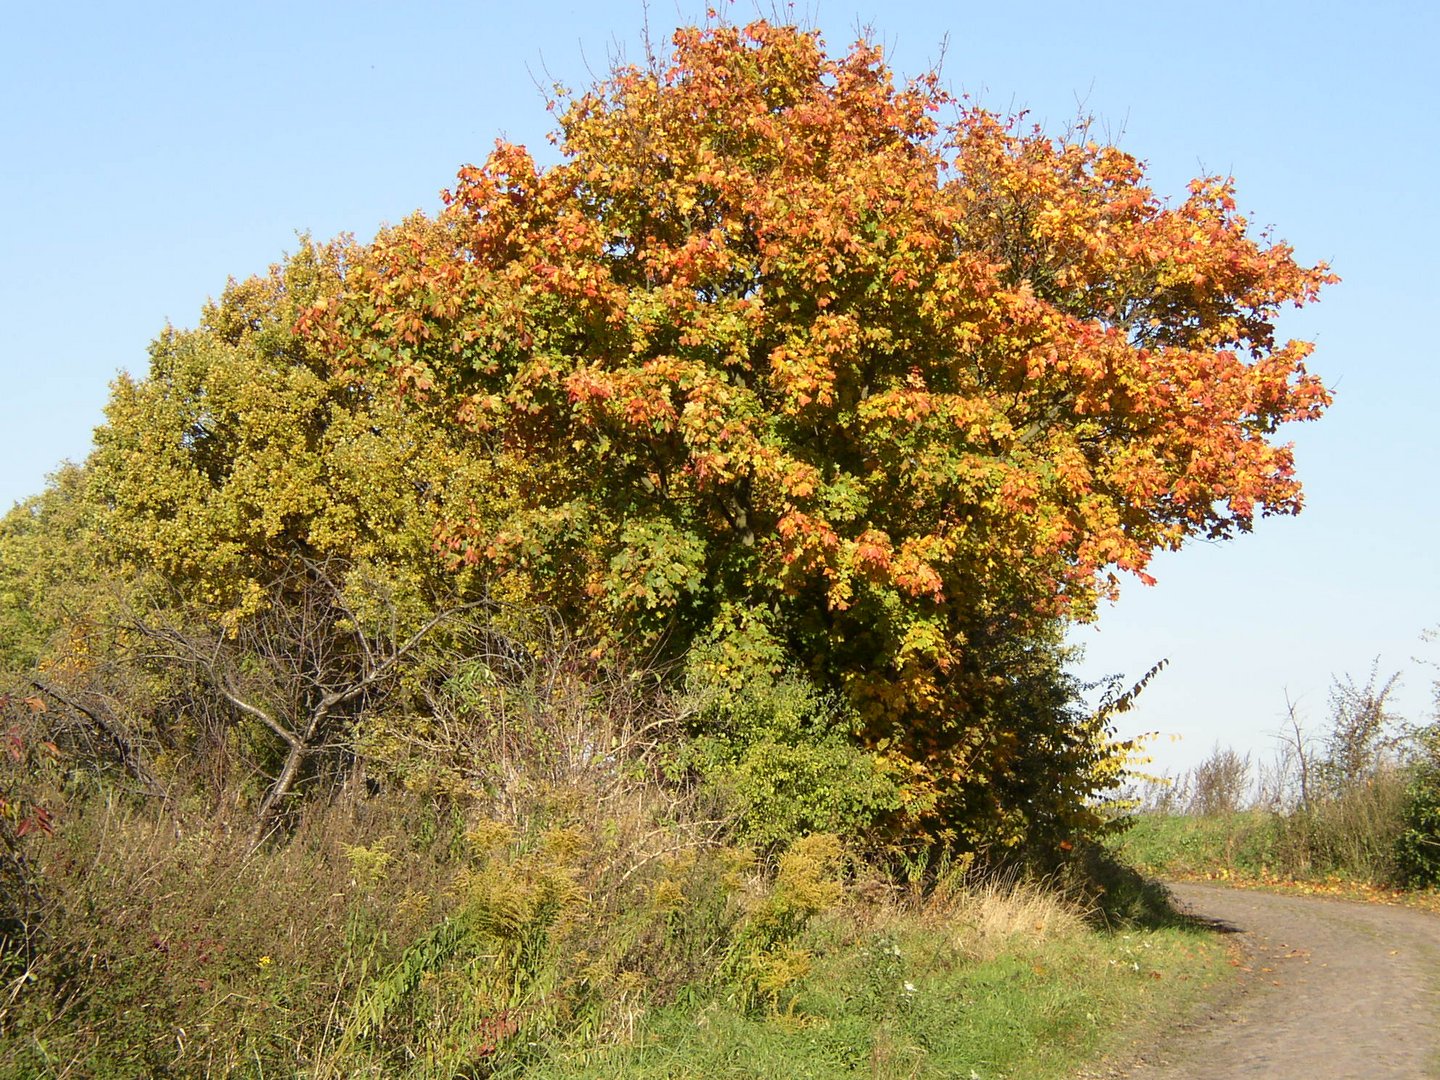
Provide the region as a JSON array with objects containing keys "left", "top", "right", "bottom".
[
  {"left": 1109, "top": 667, "right": 1440, "bottom": 903},
  {"left": 1112, "top": 810, "right": 1440, "bottom": 914},
  {"left": 524, "top": 909, "right": 1227, "bottom": 1079},
  {"left": 1112, "top": 809, "right": 1293, "bottom": 881},
  {"left": 0, "top": 784, "right": 1233, "bottom": 1079}
]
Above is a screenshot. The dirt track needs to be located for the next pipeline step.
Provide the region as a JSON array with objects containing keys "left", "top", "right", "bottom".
[{"left": 1110, "top": 882, "right": 1440, "bottom": 1079}]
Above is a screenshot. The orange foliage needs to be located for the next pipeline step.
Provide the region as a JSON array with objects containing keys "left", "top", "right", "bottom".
[{"left": 314, "top": 21, "right": 1332, "bottom": 841}]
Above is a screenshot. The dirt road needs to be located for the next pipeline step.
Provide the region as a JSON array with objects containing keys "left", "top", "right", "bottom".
[{"left": 1112, "top": 882, "right": 1440, "bottom": 1079}]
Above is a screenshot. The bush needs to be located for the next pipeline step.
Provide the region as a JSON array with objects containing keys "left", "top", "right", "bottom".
[
  {"left": 680, "top": 665, "right": 903, "bottom": 852},
  {"left": 1189, "top": 745, "right": 1251, "bottom": 816},
  {"left": 0, "top": 692, "right": 58, "bottom": 1013},
  {"left": 1396, "top": 725, "right": 1440, "bottom": 887}
]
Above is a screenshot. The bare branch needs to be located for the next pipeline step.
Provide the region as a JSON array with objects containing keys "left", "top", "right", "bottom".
[
  {"left": 213, "top": 676, "right": 301, "bottom": 752},
  {"left": 29, "top": 678, "right": 168, "bottom": 799}
]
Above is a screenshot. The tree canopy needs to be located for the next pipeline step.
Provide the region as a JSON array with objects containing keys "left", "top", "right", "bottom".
[
  {"left": 307, "top": 21, "right": 1331, "bottom": 838},
  {"left": 2, "top": 19, "right": 1331, "bottom": 848}
]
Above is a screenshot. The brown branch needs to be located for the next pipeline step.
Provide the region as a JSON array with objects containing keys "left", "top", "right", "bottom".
[{"left": 29, "top": 678, "right": 167, "bottom": 799}]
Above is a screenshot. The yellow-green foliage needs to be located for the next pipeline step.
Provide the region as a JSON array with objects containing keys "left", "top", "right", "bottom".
[
  {"left": 85, "top": 236, "right": 492, "bottom": 627},
  {"left": 0, "top": 466, "right": 117, "bottom": 675},
  {"left": 335, "top": 824, "right": 586, "bottom": 1078},
  {"left": 725, "top": 833, "right": 845, "bottom": 1014},
  {"left": 682, "top": 631, "right": 904, "bottom": 850},
  {"left": 714, "top": 736, "right": 903, "bottom": 850}
]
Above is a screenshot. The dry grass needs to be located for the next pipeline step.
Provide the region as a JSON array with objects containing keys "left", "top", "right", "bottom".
[
  {"left": 836, "top": 861, "right": 1091, "bottom": 970},
  {"left": 942, "top": 875, "right": 1089, "bottom": 956},
  {"left": 0, "top": 647, "right": 756, "bottom": 1078}
]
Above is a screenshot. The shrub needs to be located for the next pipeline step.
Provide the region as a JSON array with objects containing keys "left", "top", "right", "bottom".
[
  {"left": 1189, "top": 745, "right": 1251, "bottom": 816},
  {"left": 681, "top": 668, "right": 903, "bottom": 852},
  {"left": 1396, "top": 725, "right": 1440, "bottom": 887}
]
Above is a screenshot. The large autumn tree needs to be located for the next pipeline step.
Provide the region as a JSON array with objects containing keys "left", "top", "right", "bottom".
[{"left": 312, "top": 20, "right": 1331, "bottom": 842}]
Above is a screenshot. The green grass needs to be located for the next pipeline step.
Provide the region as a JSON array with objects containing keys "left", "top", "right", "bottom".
[
  {"left": 523, "top": 911, "right": 1230, "bottom": 1080},
  {"left": 1110, "top": 810, "right": 1284, "bottom": 880},
  {"left": 1107, "top": 810, "right": 1440, "bottom": 916}
]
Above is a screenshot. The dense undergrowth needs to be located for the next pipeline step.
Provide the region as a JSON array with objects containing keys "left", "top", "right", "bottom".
[
  {"left": 0, "top": 653, "right": 1229, "bottom": 1079},
  {"left": 0, "top": 786, "right": 1225, "bottom": 1079}
]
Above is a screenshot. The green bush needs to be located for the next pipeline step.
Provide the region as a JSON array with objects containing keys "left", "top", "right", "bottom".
[
  {"left": 1396, "top": 726, "right": 1440, "bottom": 887},
  {"left": 681, "top": 666, "right": 902, "bottom": 852}
]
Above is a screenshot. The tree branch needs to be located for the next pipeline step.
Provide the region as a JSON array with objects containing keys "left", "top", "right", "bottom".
[{"left": 29, "top": 678, "right": 167, "bottom": 799}]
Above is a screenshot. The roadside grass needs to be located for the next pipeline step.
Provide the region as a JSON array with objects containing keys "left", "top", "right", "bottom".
[
  {"left": 0, "top": 791, "right": 1234, "bottom": 1079},
  {"left": 1111, "top": 811, "right": 1440, "bottom": 915},
  {"left": 1112, "top": 811, "right": 1281, "bottom": 881},
  {"left": 524, "top": 884, "right": 1231, "bottom": 1080}
]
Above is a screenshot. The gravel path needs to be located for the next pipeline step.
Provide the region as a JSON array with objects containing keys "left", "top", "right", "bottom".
[{"left": 1113, "top": 882, "right": 1440, "bottom": 1079}]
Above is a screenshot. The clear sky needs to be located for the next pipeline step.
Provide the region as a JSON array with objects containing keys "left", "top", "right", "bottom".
[{"left": 4, "top": 1, "right": 1437, "bottom": 774}]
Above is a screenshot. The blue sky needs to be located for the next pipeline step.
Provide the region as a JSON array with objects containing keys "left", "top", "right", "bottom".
[{"left": 4, "top": 1, "right": 1437, "bottom": 773}]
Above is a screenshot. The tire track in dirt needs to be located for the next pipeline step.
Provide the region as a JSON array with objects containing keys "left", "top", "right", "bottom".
[{"left": 1109, "top": 882, "right": 1440, "bottom": 1079}]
